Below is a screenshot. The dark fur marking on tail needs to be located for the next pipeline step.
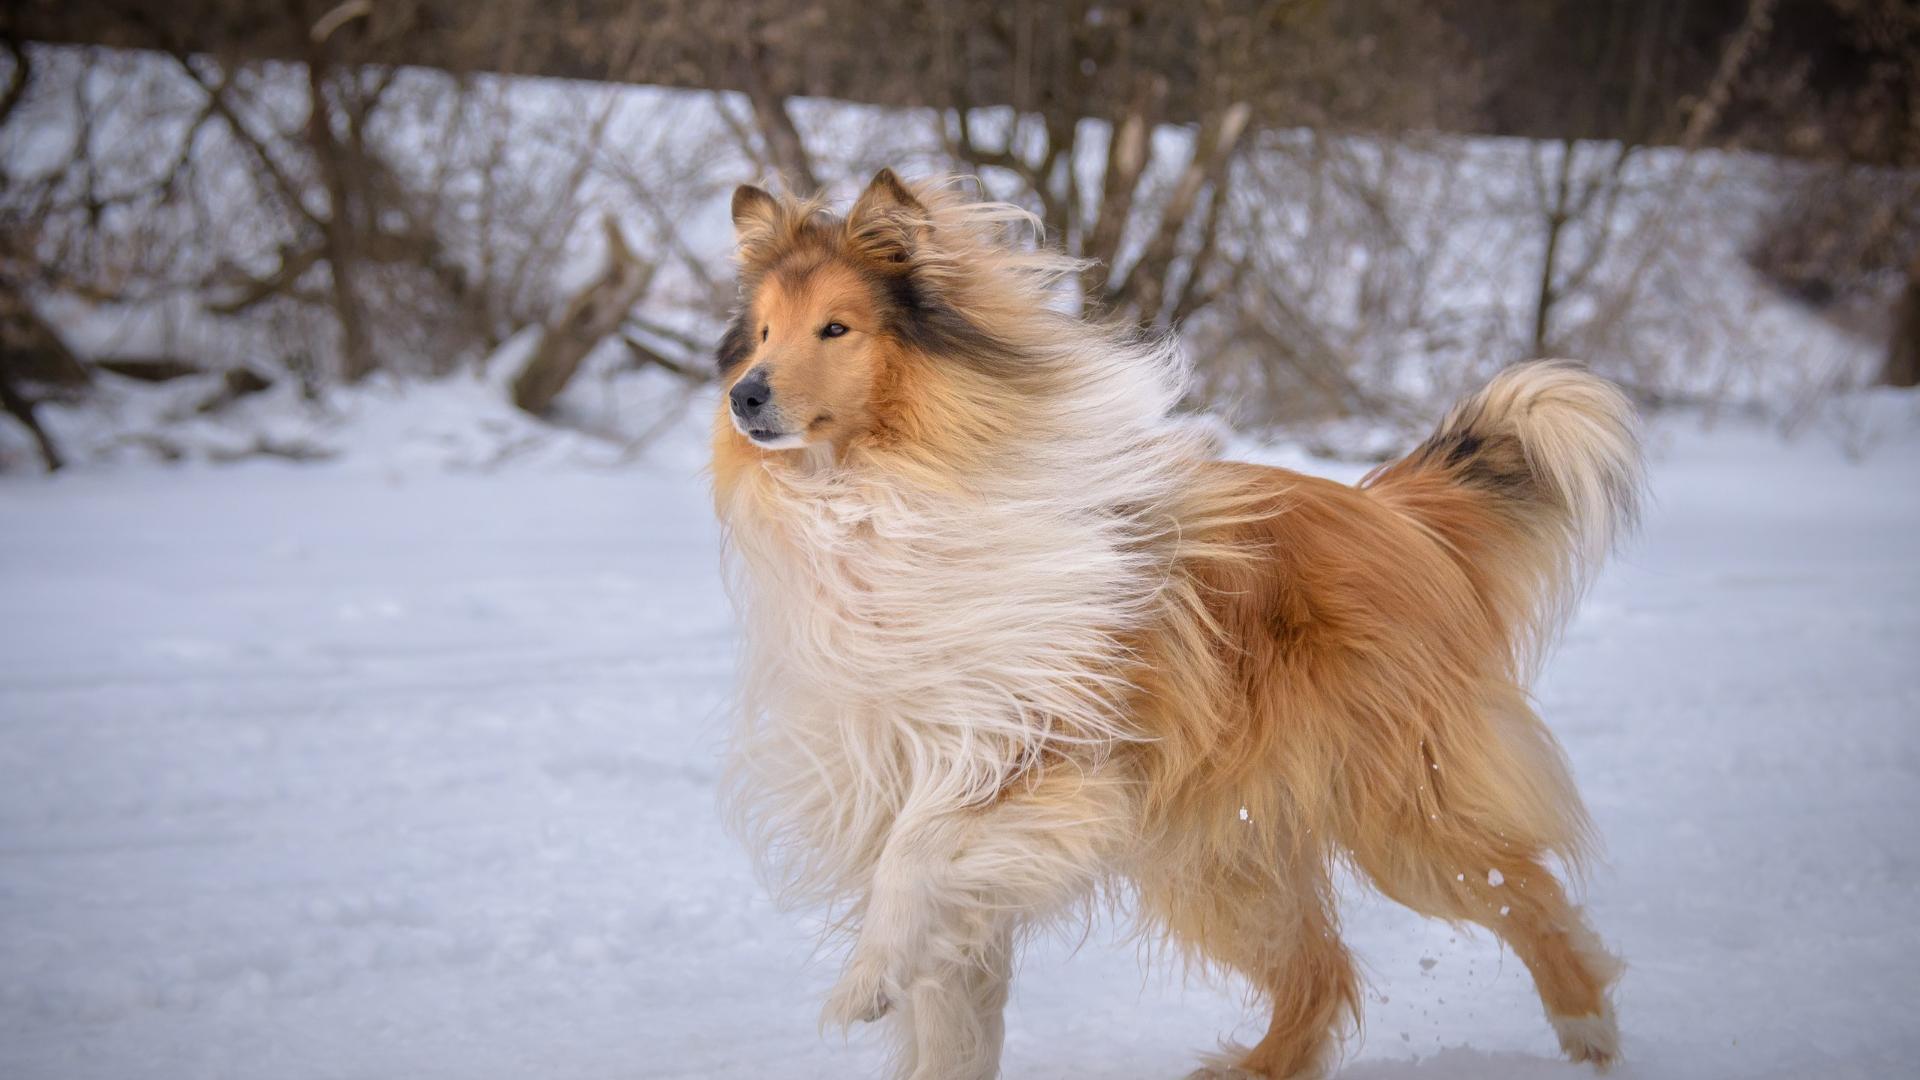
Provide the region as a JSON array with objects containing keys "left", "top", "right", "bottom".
[
  {"left": 1422, "top": 424, "right": 1539, "bottom": 502},
  {"left": 1444, "top": 432, "right": 1484, "bottom": 467}
]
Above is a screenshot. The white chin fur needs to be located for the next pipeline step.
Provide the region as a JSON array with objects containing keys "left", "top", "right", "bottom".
[
  {"left": 731, "top": 413, "right": 808, "bottom": 450},
  {"left": 750, "top": 432, "right": 809, "bottom": 451}
]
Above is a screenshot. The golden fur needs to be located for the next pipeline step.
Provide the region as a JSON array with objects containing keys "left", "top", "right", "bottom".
[{"left": 711, "top": 171, "right": 1643, "bottom": 1079}]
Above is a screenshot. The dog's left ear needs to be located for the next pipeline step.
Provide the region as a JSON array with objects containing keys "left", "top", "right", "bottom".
[{"left": 846, "top": 169, "right": 928, "bottom": 268}]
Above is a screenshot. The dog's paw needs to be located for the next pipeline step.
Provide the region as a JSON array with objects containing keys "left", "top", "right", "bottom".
[
  {"left": 820, "top": 958, "right": 894, "bottom": 1031},
  {"left": 1551, "top": 1009, "right": 1619, "bottom": 1072}
]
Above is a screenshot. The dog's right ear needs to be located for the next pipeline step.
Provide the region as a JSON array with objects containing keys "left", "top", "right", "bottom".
[{"left": 731, "top": 185, "right": 780, "bottom": 249}]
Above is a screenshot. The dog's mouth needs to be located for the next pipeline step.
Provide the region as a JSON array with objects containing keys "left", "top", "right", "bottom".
[{"left": 731, "top": 412, "right": 807, "bottom": 450}]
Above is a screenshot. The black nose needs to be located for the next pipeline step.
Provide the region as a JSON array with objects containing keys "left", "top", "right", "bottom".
[{"left": 729, "top": 367, "right": 772, "bottom": 421}]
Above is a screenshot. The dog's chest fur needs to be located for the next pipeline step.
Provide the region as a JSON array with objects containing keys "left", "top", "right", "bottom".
[{"left": 720, "top": 456, "right": 1160, "bottom": 901}]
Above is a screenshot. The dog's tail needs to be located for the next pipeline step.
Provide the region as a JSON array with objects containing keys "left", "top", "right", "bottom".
[{"left": 1365, "top": 361, "right": 1645, "bottom": 673}]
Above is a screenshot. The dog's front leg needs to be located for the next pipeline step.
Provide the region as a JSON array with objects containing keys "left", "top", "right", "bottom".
[
  {"left": 820, "top": 788, "right": 953, "bottom": 1031},
  {"left": 822, "top": 763, "right": 1136, "bottom": 1078}
]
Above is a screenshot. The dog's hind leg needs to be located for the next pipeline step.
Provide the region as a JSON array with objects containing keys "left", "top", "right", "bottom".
[
  {"left": 1352, "top": 834, "right": 1621, "bottom": 1070},
  {"left": 1149, "top": 858, "right": 1360, "bottom": 1080},
  {"left": 1329, "top": 679, "right": 1622, "bottom": 1068}
]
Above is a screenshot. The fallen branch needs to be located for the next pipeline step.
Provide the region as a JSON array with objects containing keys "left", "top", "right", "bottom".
[
  {"left": 620, "top": 332, "right": 709, "bottom": 382},
  {"left": 510, "top": 216, "right": 655, "bottom": 415}
]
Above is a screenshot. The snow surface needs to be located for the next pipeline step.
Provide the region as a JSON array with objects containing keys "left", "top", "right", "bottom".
[{"left": 2, "top": 405, "right": 1918, "bottom": 1079}]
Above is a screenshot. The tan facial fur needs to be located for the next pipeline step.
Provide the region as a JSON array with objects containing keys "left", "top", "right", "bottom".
[
  {"left": 725, "top": 260, "right": 889, "bottom": 452},
  {"left": 717, "top": 170, "right": 941, "bottom": 459}
]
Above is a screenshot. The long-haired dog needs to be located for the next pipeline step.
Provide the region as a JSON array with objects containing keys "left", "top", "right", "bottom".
[{"left": 711, "top": 170, "right": 1642, "bottom": 1080}]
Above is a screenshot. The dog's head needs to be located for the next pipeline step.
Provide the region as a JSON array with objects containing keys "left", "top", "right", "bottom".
[{"left": 714, "top": 170, "right": 1016, "bottom": 455}]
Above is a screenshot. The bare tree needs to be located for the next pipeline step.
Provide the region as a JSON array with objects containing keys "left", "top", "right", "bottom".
[
  {"left": 4, "top": 0, "right": 1910, "bottom": 465},
  {"left": 0, "top": 21, "right": 724, "bottom": 426}
]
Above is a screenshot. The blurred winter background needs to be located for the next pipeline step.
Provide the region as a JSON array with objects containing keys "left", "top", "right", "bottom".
[{"left": 0, "top": 2, "right": 1915, "bottom": 1078}]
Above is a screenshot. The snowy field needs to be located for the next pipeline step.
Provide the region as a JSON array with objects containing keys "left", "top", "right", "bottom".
[{"left": 2, "top": 406, "right": 1917, "bottom": 1080}]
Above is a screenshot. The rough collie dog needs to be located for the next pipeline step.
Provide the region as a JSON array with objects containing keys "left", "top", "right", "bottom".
[{"left": 710, "top": 170, "right": 1641, "bottom": 1080}]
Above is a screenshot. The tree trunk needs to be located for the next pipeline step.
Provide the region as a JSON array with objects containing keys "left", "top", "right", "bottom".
[
  {"left": 1106, "top": 101, "right": 1250, "bottom": 325},
  {"left": 0, "top": 291, "right": 83, "bottom": 472},
  {"left": 300, "top": 13, "right": 377, "bottom": 384},
  {"left": 1883, "top": 248, "right": 1920, "bottom": 389},
  {"left": 511, "top": 218, "right": 653, "bottom": 416},
  {"left": 738, "top": 43, "right": 818, "bottom": 194},
  {"left": 0, "top": 363, "right": 63, "bottom": 472},
  {"left": 1531, "top": 139, "right": 1576, "bottom": 357}
]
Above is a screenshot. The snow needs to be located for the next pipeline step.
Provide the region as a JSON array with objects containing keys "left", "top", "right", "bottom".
[
  {"left": 3, "top": 362, "right": 709, "bottom": 474},
  {"left": 2, "top": 403, "right": 1918, "bottom": 1080}
]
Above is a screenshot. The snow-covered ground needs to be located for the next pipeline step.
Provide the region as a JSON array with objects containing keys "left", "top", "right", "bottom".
[{"left": 2, "top": 404, "right": 1917, "bottom": 1080}]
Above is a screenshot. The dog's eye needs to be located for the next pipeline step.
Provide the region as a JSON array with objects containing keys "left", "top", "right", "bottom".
[
  {"left": 820, "top": 322, "right": 848, "bottom": 339},
  {"left": 760, "top": 326, "right": 768, "bottom": 342}
]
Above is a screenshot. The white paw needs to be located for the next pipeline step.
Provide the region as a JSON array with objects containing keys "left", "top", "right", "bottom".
[
  {"left": 1551, "top": 1008, "right": 1620, "bottom": 1072},
  {"left": 820, "top": 956, "right": 895, "bottom": 1030}
]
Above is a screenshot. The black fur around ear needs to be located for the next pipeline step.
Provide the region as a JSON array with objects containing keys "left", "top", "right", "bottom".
[{"left": 715, "top": 315, "right": 753, "bottom": 374}]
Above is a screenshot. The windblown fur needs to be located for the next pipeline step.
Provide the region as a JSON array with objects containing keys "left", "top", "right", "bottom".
[{"left": 711, "top": 171, "right": 1644, "bottom": 1080}]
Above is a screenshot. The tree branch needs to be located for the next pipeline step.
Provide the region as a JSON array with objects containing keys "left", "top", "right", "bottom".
[
  {"left": 620, "top": 332, "right": 708, "bottom": 382},
  {"left": 1108, "top": 100, "right": 1250, "bottom": 323},
  {"left": 736, "top": 40, "right": 817, "bottom": 193}
]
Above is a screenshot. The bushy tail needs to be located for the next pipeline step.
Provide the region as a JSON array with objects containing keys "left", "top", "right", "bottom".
[{"left": 1367, "top": 361, "right": 1646, "bottom": 671}]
